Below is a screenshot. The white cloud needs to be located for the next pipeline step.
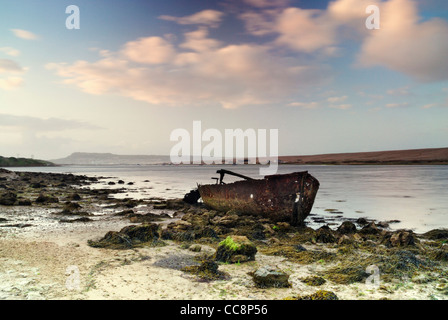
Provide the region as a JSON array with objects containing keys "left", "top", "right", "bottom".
[
  {"left": 0, "top": 59, "right": 24, "bottom": 73},
  {"left": 387, "top": 86, "right": 411, "bottom": 96},
  {"left": 122, "top": 36, "right": 175, "bottom": 64},
  {"left": 243, "top": 0, "right": 289, "bottom": 8},
  {"left": 48, "top": 34, "right": 330, "bottom": 109},
  {"left": 385, "top": 102, "right": 409, "bottom": 108},
  {"left": 0, "top": 77, "right": 23, "bottom": 90},
  {"left": 159, "top": 10, "right": 224, "bottom": 27},
  {"left": 330, "top": 104, "right": 352, "bottom": 110},
  {"left": 422, "top": 103, "right": 437, "bottom": 109},
  {"left": 0, "top": 114, "right": 100, "bottom": 132},
  {"left": 357, "top": 0, "right": 448, "bottom": 82},
  {"left": 10, "top": 29, "right": 39, "bottom": 40},
  {"left": 327, "top": 95, "right": 348, "bottom": 103},
  {"left": 179, "top": 28, "right": 222, "bottom": 52},
  {"left": 275, "top": 7, "right": 336, "bottom": 53},
  {"left": 287, "top": 101, "right": 320, "bottom": 109},
  {"left": 0, "top": 59, "right": 26, "bottom": 90},
  {"left": 0, "top": 47, "right": 20, "bottom": 57}
]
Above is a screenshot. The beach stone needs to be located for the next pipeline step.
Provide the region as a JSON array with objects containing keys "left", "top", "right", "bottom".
[
  {"left": 359, "top": 222, "right": 380, "bottom": 235},
  {"left": 251, "top": 265, "right": 290, "bottom": 288},
  {"left": 422, "top": 229, "right": 448, "bottom": 240},
  {"left": 189, "top": 244, "right": 202, "bottom": 252},
  {"left": 356, "top": 218, "right": 369, "bottom": 226},
  {"left": 381, "top": 230, "right": 416, "bottom": 248},
  {"left": 337, "top": 221, "right": 357, "bottom": 235},
  {"left": 88, "top": 223, "right": 160, "bottom": 249},
  {"left": 290, "top": 290, "right": 339, "bottom": 300},
  {"left": 0, "top": 191, "right": 17, "bottom": 206},
  {"left": 35, "top": 194, "right": 59, "bottom": 204},
  {"left": 390, "top": 230, "right": 416, "bottom": 247},
  {"left": 315, "top": 225, "right": 336, "bottom": 243},
  {"left": 215, "top": 235, "right": 257, "bottom": 263},
  {"left": 338, "top": 235, "right": 354, "bottom": 246}
]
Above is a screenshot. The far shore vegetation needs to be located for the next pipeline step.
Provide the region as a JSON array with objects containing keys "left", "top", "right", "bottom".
[{"left": 0, "top": 156, "right": 54, "bottom": 167}]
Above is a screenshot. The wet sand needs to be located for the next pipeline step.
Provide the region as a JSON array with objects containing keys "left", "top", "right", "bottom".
[{"left": 1, "top": 169, "right": 447, "bottom": 300}]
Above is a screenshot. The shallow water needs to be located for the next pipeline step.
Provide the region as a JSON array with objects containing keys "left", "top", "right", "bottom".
[{"left": 9, "top": 164, "right": 448, "bottom": 233}]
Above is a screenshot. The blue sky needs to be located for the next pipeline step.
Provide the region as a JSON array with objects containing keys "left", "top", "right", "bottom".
[{"left": 0, "top": 0, "right": 447, "bottom": 159}]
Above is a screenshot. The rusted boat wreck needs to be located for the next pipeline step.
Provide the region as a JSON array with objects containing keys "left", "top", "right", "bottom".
[{"left": 195, "top": 169, "right": 319, "bottom": 226}]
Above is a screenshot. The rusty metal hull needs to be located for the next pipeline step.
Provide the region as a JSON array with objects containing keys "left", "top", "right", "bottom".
[{"left": 198, "top": 171, "right": 319, "bottom": 226}]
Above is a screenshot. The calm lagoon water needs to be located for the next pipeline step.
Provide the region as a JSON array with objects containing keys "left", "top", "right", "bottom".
[{"left": 10, "top": 164, "right": 448, "bottom": 233}]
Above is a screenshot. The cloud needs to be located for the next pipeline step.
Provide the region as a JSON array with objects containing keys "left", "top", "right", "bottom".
[
  {"left": 47, "top": 30, "right": 331, "bottom": 109},
  {"left": 0, "top": 114, "right": 101, "bottom": 132},
  {"left": 287, "top": 101, "right": 320, "bottom": 109},
  {"left": 122, "top": 36, "right": 175, "bottom": 64},
  {"left": 243, "top": 0, "right": 290, "bottom": 8},
  {"left": 10, "top": 29, "right": 39, "bottom": 40},
  {"left": 330, "top": 104, "right": 352, "bottom": 110},
  {"left": 0, "top": 47, "right": 20, "bottom": 57},
  {"left": 327, "top": 95, "right": 348, "bottom": 103},
  {"left": 0, "top": 59, "right": 26, "bottom": 90},
  {"left": 385, "top": 102, "right": 409, "bottom": 108},
  {"left": 0, "top": 59, "right": 24, "bottom": 73},
  {"left": 387, "top": 86, "right": 411, "bottom": 96},
  {"left": 357, "top": 0, "right": 448, "bottom": 82},
  {"left": 274, "top": 7, "right": 337, "bottom": 53},
  {"left": 159, "top": 10, "right": 224, "bottom": 27},
  {"left": 0, "top": 77, "right": 23, "bottom": 90},
  {"left": 179, "top": 28, "right": 222, "bottom": 52}
]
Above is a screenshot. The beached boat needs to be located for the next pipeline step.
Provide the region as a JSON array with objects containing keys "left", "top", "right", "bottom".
[{"left": 196, "top": 169, "right": 320, "bottom": 226}]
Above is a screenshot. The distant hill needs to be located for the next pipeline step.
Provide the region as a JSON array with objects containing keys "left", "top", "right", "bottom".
[
  {"left": 51, "top": 152, "right": 171, "bottom": 165},
  {"left": 0, "top": 156, "right": 54, "bottom": 167},
  {"left": 51, "top": 148, "right": 448, "bottom": 166},
  {"left": 278, "top": 147, "right": 448, "bottom": 165}
]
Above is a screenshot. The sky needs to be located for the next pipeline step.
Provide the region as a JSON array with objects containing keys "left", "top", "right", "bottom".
[{"left": 0, "top": 0, "right": 447, "bottom": 160}]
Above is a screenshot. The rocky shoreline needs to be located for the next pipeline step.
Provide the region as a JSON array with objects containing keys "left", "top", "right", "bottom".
[{"left": 1, "top": 168, "right": 448, "bottom": 300}]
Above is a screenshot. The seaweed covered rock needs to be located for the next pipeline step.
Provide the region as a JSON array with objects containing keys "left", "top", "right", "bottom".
[
  {"left": 181, "top": 258, "right": 229, "bottom": 281},
  {"left": 88, "top": 223, "right": 161, "bottom": 249},
  {"left": 0, "top": 191, "right": 17, "bottom": 206},
  {"left": 215, "top": 236, "right": 257, "bottom": 263},
  {"left": 422, "top": 229, "right": 448, "bottom": 241},
  {"left": 286, "top": 290, "right": 338, "bottom": 300},
  {"left": 337, "top": 221, "right": 357, "bottom": 235},
  {"left": 381, "top": 230, "right": 416, "bottom": 248},
  {"left": 250, "top": 266, "right": 291, "bottom": 288},
  {"left": 358, "top": 222, "right": 381, "bottom": 235},
  {"left": 35, "top": 194, "right": 59, "bottom": 204},
  {"left": 315, "top": 225, "right": 336, "bottom": 243}
]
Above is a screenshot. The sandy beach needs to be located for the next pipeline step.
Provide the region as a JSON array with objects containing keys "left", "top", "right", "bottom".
[{"left": 1, "top": 169, "right": 448, "bottom": 301}]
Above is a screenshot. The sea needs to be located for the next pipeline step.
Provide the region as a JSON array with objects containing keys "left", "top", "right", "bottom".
[{"left": 8, "top": 164, "right": 448, "bottom": 234}]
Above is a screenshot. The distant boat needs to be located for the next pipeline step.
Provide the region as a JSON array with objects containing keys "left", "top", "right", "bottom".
[{"left": 196, "top": 169, "right": 320, "bottom": 226}]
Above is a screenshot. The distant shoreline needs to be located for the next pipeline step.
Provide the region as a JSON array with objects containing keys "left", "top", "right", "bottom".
[
  {"left": 278, "top": 147, "right": 448, "bottom": 165},
  {"left": 4, "top": 147, "right": 447, "bottom": 167}
]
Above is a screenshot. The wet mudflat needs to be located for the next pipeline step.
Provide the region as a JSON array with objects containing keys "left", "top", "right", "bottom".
[{"left": 1, "top": 168, "right": 448, "bottom": 300}]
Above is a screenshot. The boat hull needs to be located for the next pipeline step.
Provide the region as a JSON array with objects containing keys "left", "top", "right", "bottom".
[{"left": 198, "top": 171, "right": 319, "bottom": 225}]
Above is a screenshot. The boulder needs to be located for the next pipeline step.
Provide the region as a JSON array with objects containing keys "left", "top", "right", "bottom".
[
  {"left": 0, "top": 191, "right": 17, "bottom": 206},
  {"left": 35, "top": 194, "right": 59, "bottom": 204},
  {"left": 215, "top": 235, "right": 257, "bottom": 263},
  {"left": 359, "top": 222, "right": 380, "bottom": 235},
  {"left": 88, "top": 223, "right": 160, "bottom": 249},
  {"left": 315, "top": 225, "right": 336, "bottom": 243},
  {"left": 337, "top": 221, "right": 357, "bottom": 235},
  {"left": 382, "top": 230, "right": 416, "bottom": 247},
  {"left": 251, "top": 266, "right": 291, "bottom": 288}
]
